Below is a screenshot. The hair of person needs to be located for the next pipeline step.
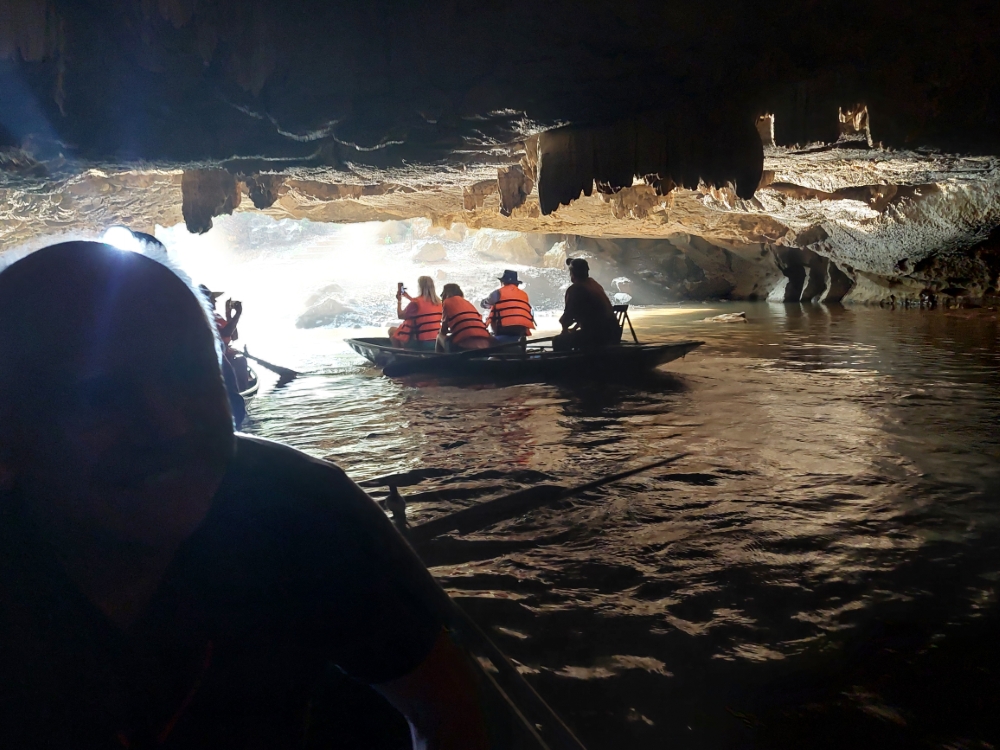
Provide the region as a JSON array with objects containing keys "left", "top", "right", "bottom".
[
  {"left": 0, "top": 234, "right": 222, "bottom": 358},
  {"left": 567, "top": 257, "right": 590, "bottom": 279},
  {"left": 440, "top": 283, "right": 464, "bottom": 299},
  {"left": 417, "top": 275, "right": 441, "bottom": 305},
  {"left": 0, "top": 242, "right": 220, "bottom": 410}
]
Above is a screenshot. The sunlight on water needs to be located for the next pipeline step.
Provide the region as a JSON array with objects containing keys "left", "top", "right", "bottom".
[{"left": 162, "top": 217, "right": 1000, "bottom": 749}]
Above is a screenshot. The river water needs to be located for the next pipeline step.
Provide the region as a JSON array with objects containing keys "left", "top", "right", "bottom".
[{"left": 229, "top": 301, "right": 1000, "bottom": 750}]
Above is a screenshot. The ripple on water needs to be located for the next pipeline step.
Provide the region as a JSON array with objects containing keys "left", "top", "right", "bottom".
[{"left": 245, "top": 303, "right": 1000, "bottom": 749}]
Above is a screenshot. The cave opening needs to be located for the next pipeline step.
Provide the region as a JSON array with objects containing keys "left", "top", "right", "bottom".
[
  {"left": 153, "top": 213, "right": 738, "bottom": 370},
  {"left": 3, "top": 2, "right": 1000, "bottom": 749}
]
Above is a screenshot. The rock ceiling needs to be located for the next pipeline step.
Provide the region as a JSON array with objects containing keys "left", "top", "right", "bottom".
[{"left": 2, "top": 0, "right": 1000, "bottom": 304}]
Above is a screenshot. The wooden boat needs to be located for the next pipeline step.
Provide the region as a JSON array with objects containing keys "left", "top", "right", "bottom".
[
  {"left": 238, "top": 364, "right": 259, "bottom": 399},
  {"left": 227, "top": 351, "right": 259, "bottom": 399},
  {"left": 345, "top": 336, "right": 703, "bottom": 378}
]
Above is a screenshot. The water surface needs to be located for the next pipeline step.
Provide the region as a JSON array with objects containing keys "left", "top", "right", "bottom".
[{"left": 244, "top": 302, "right": 1000, "bottom": 749}]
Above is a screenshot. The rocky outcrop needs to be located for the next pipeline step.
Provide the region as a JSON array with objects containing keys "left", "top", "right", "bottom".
[
  {"left": 497, "top": 165, "right": 532, "bottom": 217},
  {"left": 4, "top": 144, "right": 999, "bottom": 306},
  {"left": 838, "top": 105, "right": 873, "bottom": 148},
  {"left": 540, "top": 241, "right": 568, "bottom": 269},
  {"left": 472, "top": 230, "right": 540, "bottom": 266},
  {"left": 244, "top": 174, "right": 286, "bottom": 210},
  {"left": 296, "top": 282, "right": 355, "bottom": 328},
  {"left": 3, "top": 110, "right": 1000, "bottom": 307},
  {"left": 181, "top": 169, "right": 241, "bottom": 234},
  {"left": 413, "top": 241, "right": 447, "bottom": 262}
]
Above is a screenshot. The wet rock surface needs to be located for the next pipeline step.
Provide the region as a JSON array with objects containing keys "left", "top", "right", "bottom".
[{"left": 3, "top": 146, "right": 1000, "bottom": 306}]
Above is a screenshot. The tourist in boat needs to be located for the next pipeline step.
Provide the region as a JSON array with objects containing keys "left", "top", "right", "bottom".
[
  {"left": 481, "top": 269, "right": 536, "bottom": 342},
  {"left": 199, "top": 284, "right": 242, "bottom": 348},
  {"left": 438, "top": 283, "right": 493, "bottom": 352},
  {"left": 389, "top": 275, "right": 443, "bottom": 351},
  {"left": 554, "top": 257, "right": 621, "bottom": 350},
  {"left": 0, "top": 241, "right": 489, "bottom": 749},
  {"left": 198, "top": 284, "right": 249, "bottom": 392},
  {"left": 198, "top": 284, "right": 247, "bottom": 428}
]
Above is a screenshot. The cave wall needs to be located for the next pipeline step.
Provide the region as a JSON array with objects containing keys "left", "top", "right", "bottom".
[
  {"left": 3, "top": 1, "right": 1000, "bottom": 307},
  {"left": 2, "top": 0, "right": 1000, "bottom": 170}
]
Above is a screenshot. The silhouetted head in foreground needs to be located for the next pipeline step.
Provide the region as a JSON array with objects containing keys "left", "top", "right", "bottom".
[
  {"left": 0, "top": 241, "right": 234, "bottom": 548},
  {"left": 567, "top": 257, "right": 590, "bottom": 282}
]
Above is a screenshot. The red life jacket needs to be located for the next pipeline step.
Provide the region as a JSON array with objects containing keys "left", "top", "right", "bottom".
[
  {"left": 442, "top": 296, "right": 491, "bottom": 345},
  {"left": 214, "top": 312, "right": 234, "bottom": 345},
  {"left": 490, "top": 285, "right": 535, "bottom": 333},
  {"left": 395, "top": 297, "right": 443, "bottom": 342}
]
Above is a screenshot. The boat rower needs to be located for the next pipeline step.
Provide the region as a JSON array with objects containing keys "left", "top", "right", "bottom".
[
  {"left": 554, "top": 257, "right": 621, "bottom": 351},
  {"left": 481, "top": 269, "right": 535, "bottom": 343},
  {"left": 389, "top": 276, "right": 443, "bottom": 351},
  {"left": 438, "top": 283, "right": 493, "bottom": 352}
]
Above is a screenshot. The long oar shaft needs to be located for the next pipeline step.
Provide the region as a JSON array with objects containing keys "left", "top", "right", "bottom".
[
  {"left": 243, "top": 347, "right": 300, "bottom": 379},
  {"left": 409, "top": 453, "right": 688, "bottom": 544},
  {"left": 454, "top": 335, "right": 557, "bottom": 358},
  {"left": 401, "top": 453, "right": 689, "bottom": 749}
]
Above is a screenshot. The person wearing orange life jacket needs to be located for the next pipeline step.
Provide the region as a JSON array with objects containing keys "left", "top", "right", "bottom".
[
  {"left": 480, "top": 270, "right": 535, "bottom": 343},
  {"left": 389, "top": 275, "right": 442, "bottom": 351},
  {"left": 437, "top": 284, "right": 494, "bottom": 352}
]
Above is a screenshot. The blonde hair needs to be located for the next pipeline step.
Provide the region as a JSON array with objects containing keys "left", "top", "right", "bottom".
[{"left": 417, "top": 275, "right": 441, "bottom": 305}]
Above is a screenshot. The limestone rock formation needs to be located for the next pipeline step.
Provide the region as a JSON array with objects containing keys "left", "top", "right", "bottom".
[
  {"left": 497, "top": 165, "right": 532, "bottom": 217},
  {"left": 540, "top": 241, "right": 569, "bottom": 269},
  {"left": 182, "top": 169, "right": 241, "bottom": 234},
  {"left": 472, "top": 230, "right": 540, "bottom": 266},
  {"left": 296, "top": 282, "right": 356, "bottom": 328},
  {"left": 413, "top": 241, "right": 447, "bottom": 263},
  {"left": 2, "top": 1, "right": 1000, "bottom": 307}
]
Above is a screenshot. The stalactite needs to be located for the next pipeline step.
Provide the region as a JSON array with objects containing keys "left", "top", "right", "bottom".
[
  {"left": 536, "top": 114, "right": 763, "bottom": 215},
  {"left": 181, "top": 169, "right": 241, "bottom": 234}
]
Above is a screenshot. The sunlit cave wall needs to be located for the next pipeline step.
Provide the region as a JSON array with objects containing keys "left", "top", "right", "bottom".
[{"left": 157, "top": 214, "right": 795, "bottom": 336}]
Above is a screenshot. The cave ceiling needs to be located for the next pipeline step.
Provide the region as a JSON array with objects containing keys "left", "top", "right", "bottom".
[{"left": 2, "top": 0, "right": 1000, "bottom": 302}]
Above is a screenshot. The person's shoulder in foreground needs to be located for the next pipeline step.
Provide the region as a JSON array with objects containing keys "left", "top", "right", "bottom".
[
  {"left": 0, "top": 240, "right": 489, "bottom": 750},
  {"left": 200, "top": 434, "right": 444, "bottom": 682}
]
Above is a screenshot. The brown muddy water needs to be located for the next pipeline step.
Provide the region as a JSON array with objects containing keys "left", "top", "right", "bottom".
[{"left": 243, "top": 302, "right": 1000, "bottom": 750}]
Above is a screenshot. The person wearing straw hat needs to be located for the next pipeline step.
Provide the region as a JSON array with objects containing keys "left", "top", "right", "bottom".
[{"left": 480, "top": 269, "right": 535, "bottom": 343}]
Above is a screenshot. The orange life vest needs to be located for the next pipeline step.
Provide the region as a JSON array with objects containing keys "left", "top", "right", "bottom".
[
  {"left": 395, "top": 297, "right": 443, "bottom": 342},
  {"left": 214, "top": 312, "right": 235, "bottom": 345},
  {"left": 442, "top": 296, "right": 491, "bottom": 345},
  {"left": 490, "top": 285, "right": 535, "bottom": 333}
]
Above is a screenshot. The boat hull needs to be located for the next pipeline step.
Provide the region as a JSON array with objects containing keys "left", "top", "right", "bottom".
[{"left": 346, "top": 337, "right": 703, "bottom": 379}]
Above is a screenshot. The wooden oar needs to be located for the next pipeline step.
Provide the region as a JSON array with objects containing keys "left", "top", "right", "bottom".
[
  {"left": 408, "top": 554, "right": 587, "bottom": 750},
  {"left": 243, "top": 346, "right": 299, "bottom": 381},
  {"left": 454, "top": 335, "right": 557, "bottom": 358},
  {"left": 363, "top": 489, "right": 587, "bottom": 750},
  {"left": 379, "top": 455, "right": 689, "bottom": 749},
  {"left": 406, "top": 453, "right": 688, "bottom": 545}
]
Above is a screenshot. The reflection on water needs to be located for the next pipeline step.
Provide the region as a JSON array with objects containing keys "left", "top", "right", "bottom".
[{"left": 244, "top": 302, "right": 1000, "bottom": 749}]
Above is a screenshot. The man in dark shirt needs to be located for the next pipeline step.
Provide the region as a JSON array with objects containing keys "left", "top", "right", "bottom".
[
  {"left": 555, "top": 258, "right": 621, "bottom": 350},
  {"left": 0, "top": 242, "right": 488, "bottom": 749}
]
